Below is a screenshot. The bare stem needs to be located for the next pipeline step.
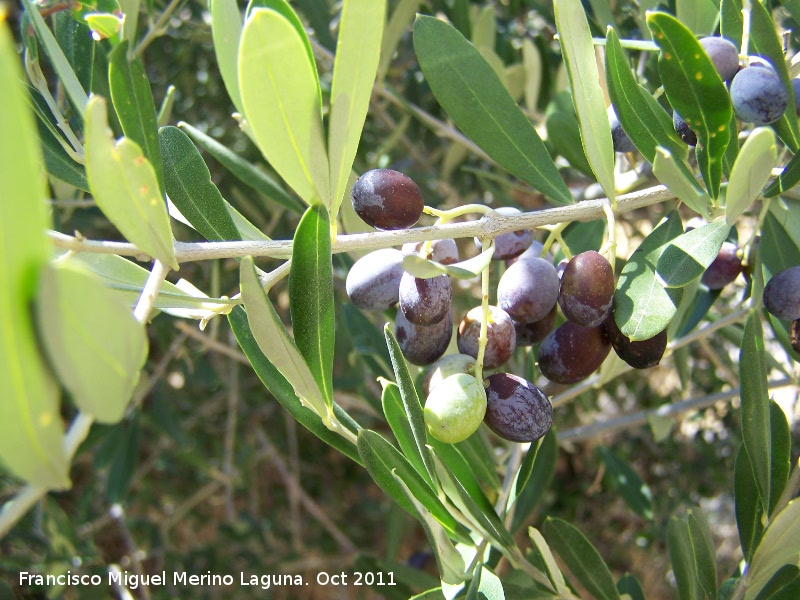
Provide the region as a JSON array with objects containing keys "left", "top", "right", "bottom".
[
  {"left": 557, "top": 378, "right": 794, "bottom": 443},
  {"left": 50, "top": 185, "right": 677, "bottom": 263}
]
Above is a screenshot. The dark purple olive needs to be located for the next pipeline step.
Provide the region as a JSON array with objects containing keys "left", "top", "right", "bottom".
[
  {"left": 701, "top": 242, "right": 742, "bottom": 290},
  {"left": 351, "top": 169, "right": 424, "bottom": 230},
  {"left": 763, "top": 266, "right": 800, "bottom": 321},
  {"left": 457, "top": 305, "right": 516, "bottom": 370},
  {"left": 604, "top": 312, "right": 667, "bottom": 369},
  {"left": 538, "top": 322, "right": 611, "bottom": 384},
  {"left": 558, "top": 251, "right": 615, "bottom": 327},
  {"left": 484, "top": 373, "right": 552, "bottom": 443}
]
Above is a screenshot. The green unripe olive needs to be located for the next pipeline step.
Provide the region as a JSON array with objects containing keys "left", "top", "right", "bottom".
[
  {"left": 423, "top": 373, "right": 487, "bottom": 444},
  {"left": 422, "top": 353, "right": 476, "bottom": 397}
]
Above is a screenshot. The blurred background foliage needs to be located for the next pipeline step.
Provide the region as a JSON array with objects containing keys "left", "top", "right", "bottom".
[{"left": 2, "top": 0, "right": 799, "bottom": 598}]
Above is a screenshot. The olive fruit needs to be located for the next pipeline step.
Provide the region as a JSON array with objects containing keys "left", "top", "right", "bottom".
[
  {"left": 538, "top": 322, "right": 611, "bottom": 384},
  {"left": 698, "top": 36, "right": 740, "bottom": 82},
  {"left": 701, "top": 242, "right": 743, "bottom": 290},
  {"left": 351, "top": 168, "right": 424, "bottom": 230},
  {"left": 514, "top": 305, "right": 558, "bottom": 346},
  {"left": 484, "top": 373, "right": 552, "bottom": 443},
  {"left": 609, "top": 105, "right": 636, "bottom": 153},
  {"left": 395, "top": 308, "right": 453, "bottom": 366},
  {"left": 558, "top": 250, "right": 615, "bottom": 327},
  {"left": 763, "top": 266, "right": 800, "bottom": 320},
  {"left": 403, "top": 239, "right": 460, "bottom": 265},
  {"left": 422, "top": 354, "right": 476, "bottom": 396},
  {"left": 507, "top": 240, "right": 552, "bottom": 266},
  {"left": 489, "top": 207, "right": 534, "bottom": 260},
  {"left": 457, "top": 305, "right": 517, "bottom": 369},
  {"left": 345, "top": 249, "right": 405, "bottom": 311},
  {"left": 730, "top": 65, "right": 789, "bottom": 125},
  {"left": 498, "top": 257, "right": 560, "bottom": 324},
  {"left": 604, "top": 313, "right": 667, "bottom": 369},
  {"left": 398, "top": 273, "right": 452, "bottom": 326},
  {"left": 790, "top": 319, "right": 799, "bottom": 354},
  {"left": 423, "top": 373, "right": 487, "bottom": 443},
  {"left": 673, "top": 111, "right": 697, "bottom": 146}
]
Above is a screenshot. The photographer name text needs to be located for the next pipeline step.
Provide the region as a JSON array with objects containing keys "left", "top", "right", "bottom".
[{"left": 20, "top": 569, "right": 396, "bottom": 590}]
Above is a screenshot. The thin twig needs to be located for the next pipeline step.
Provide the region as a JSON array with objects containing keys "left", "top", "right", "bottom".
[
  {"left": 557, "top": 378, "right": 794, "bottom": 444},
  {"left": 49, "top": 184, "right": 677, "bottom": 262},
  {"left": 255, "top": 430, "right": 357, "bottom": 553},
  {"left": 173, "top": 321, "right": 250, "bottom": 364},
  {"left": 223, "top": 361, "right": 239, "bottom": 523}
]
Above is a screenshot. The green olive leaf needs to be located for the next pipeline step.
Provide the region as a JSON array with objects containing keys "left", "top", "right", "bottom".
[
  {"left": 210, "top": 0, "right": 244, "bottom": 114},
  {"left": 656, "top": 219, "right": 731, "bottom": 288},
  {"left": 0, "top": 17, "right": 69, "bottom": 490},
  {"left": 615, "top": 211, "right": 684, "bottom": 340},
  {"left": 239, "top": 255, "right": 330, "bottom": 421},
  {"left": 413, "top": 15, "right": 573, "bottom": 206},
  {"left": 109, "top": 40, "right": 165, "bottom": 195},
  {"left": 85, "top": 96, "right": 177, "bottom": 270},
  {"left": 328, "top": 0, "right": 386, "bottom": 219},
  {"left": 239, "top": 6, "right": 329, "bottom": 205},
  {"left": 554, "top": 0, "right": 615, "bottom": 201},
  {"left": 725, "top": 127, "right": 777, "bottom": 224},
  {"left": 36, "top": 261, "right": 148, "bottom": 424},
  {"left": 647, "top": 11, "right": 732, "bottom": 199}
]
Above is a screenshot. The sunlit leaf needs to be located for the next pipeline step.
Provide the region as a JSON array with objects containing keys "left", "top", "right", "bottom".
[
  {"left": 210, "top": 0, "right": 244, "bottom": 114},
  {"left": 26, "top": 3, "right": 89, "bottom": 118},
  {"left": 647, "top": 12, "right": 732, "bottom": 199},
  {"left": 656, "top": 219, "right": 731, "bottom": 288},
  {"left": 529, "top": 527, "right": 570, "bottom": 596},
  {"left": 239, "top": 7, "right": 328, "bottom": 204},
  {"left": 615, "top": 211, "right": 684, "bottom": 340},
  {"left": 726, "top": 128, "right": 777, "bottom": 224},
  {"left": 85, "top": 96, "right": 177, "bottom": 270},
  {"left": 328, "top": 0, "right": 386, "bottom": 218},
  {"left": 0, "top": 16, "right": 69, "bottom": 490},
  {"left": 228, "top": 305, "right": 361, "bottom": 463},
  {"left": 239, "top": 256, "right": 329, "bottom": 420},
  {"left": 554, "top": 0, "right": 615, "bottom": 201},
  {"left": 745, "top": 499, "right": 800, "bottom": 600},
  {"left": 676, "top": 0, "right": 720, "bottom": 35},
  {"left": 391, "top": 468, "right": 467, "bottom": 585},
  {"left": 36, "top": 262, "right": 147, "bottom": 424},
  {"left": 357, "top": 429, "right": 466, "bottom": 540},
  {"left": 652, "top": 147, "right": 711, "bottom": 218}
]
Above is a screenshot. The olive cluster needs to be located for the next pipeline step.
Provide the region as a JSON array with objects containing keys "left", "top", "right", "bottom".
[
  {"left": 344, "top": 168, "right": 763, "bottom": 445},
  {"left": 610, "top": 36, "right": 800, "bottom": 152}
]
